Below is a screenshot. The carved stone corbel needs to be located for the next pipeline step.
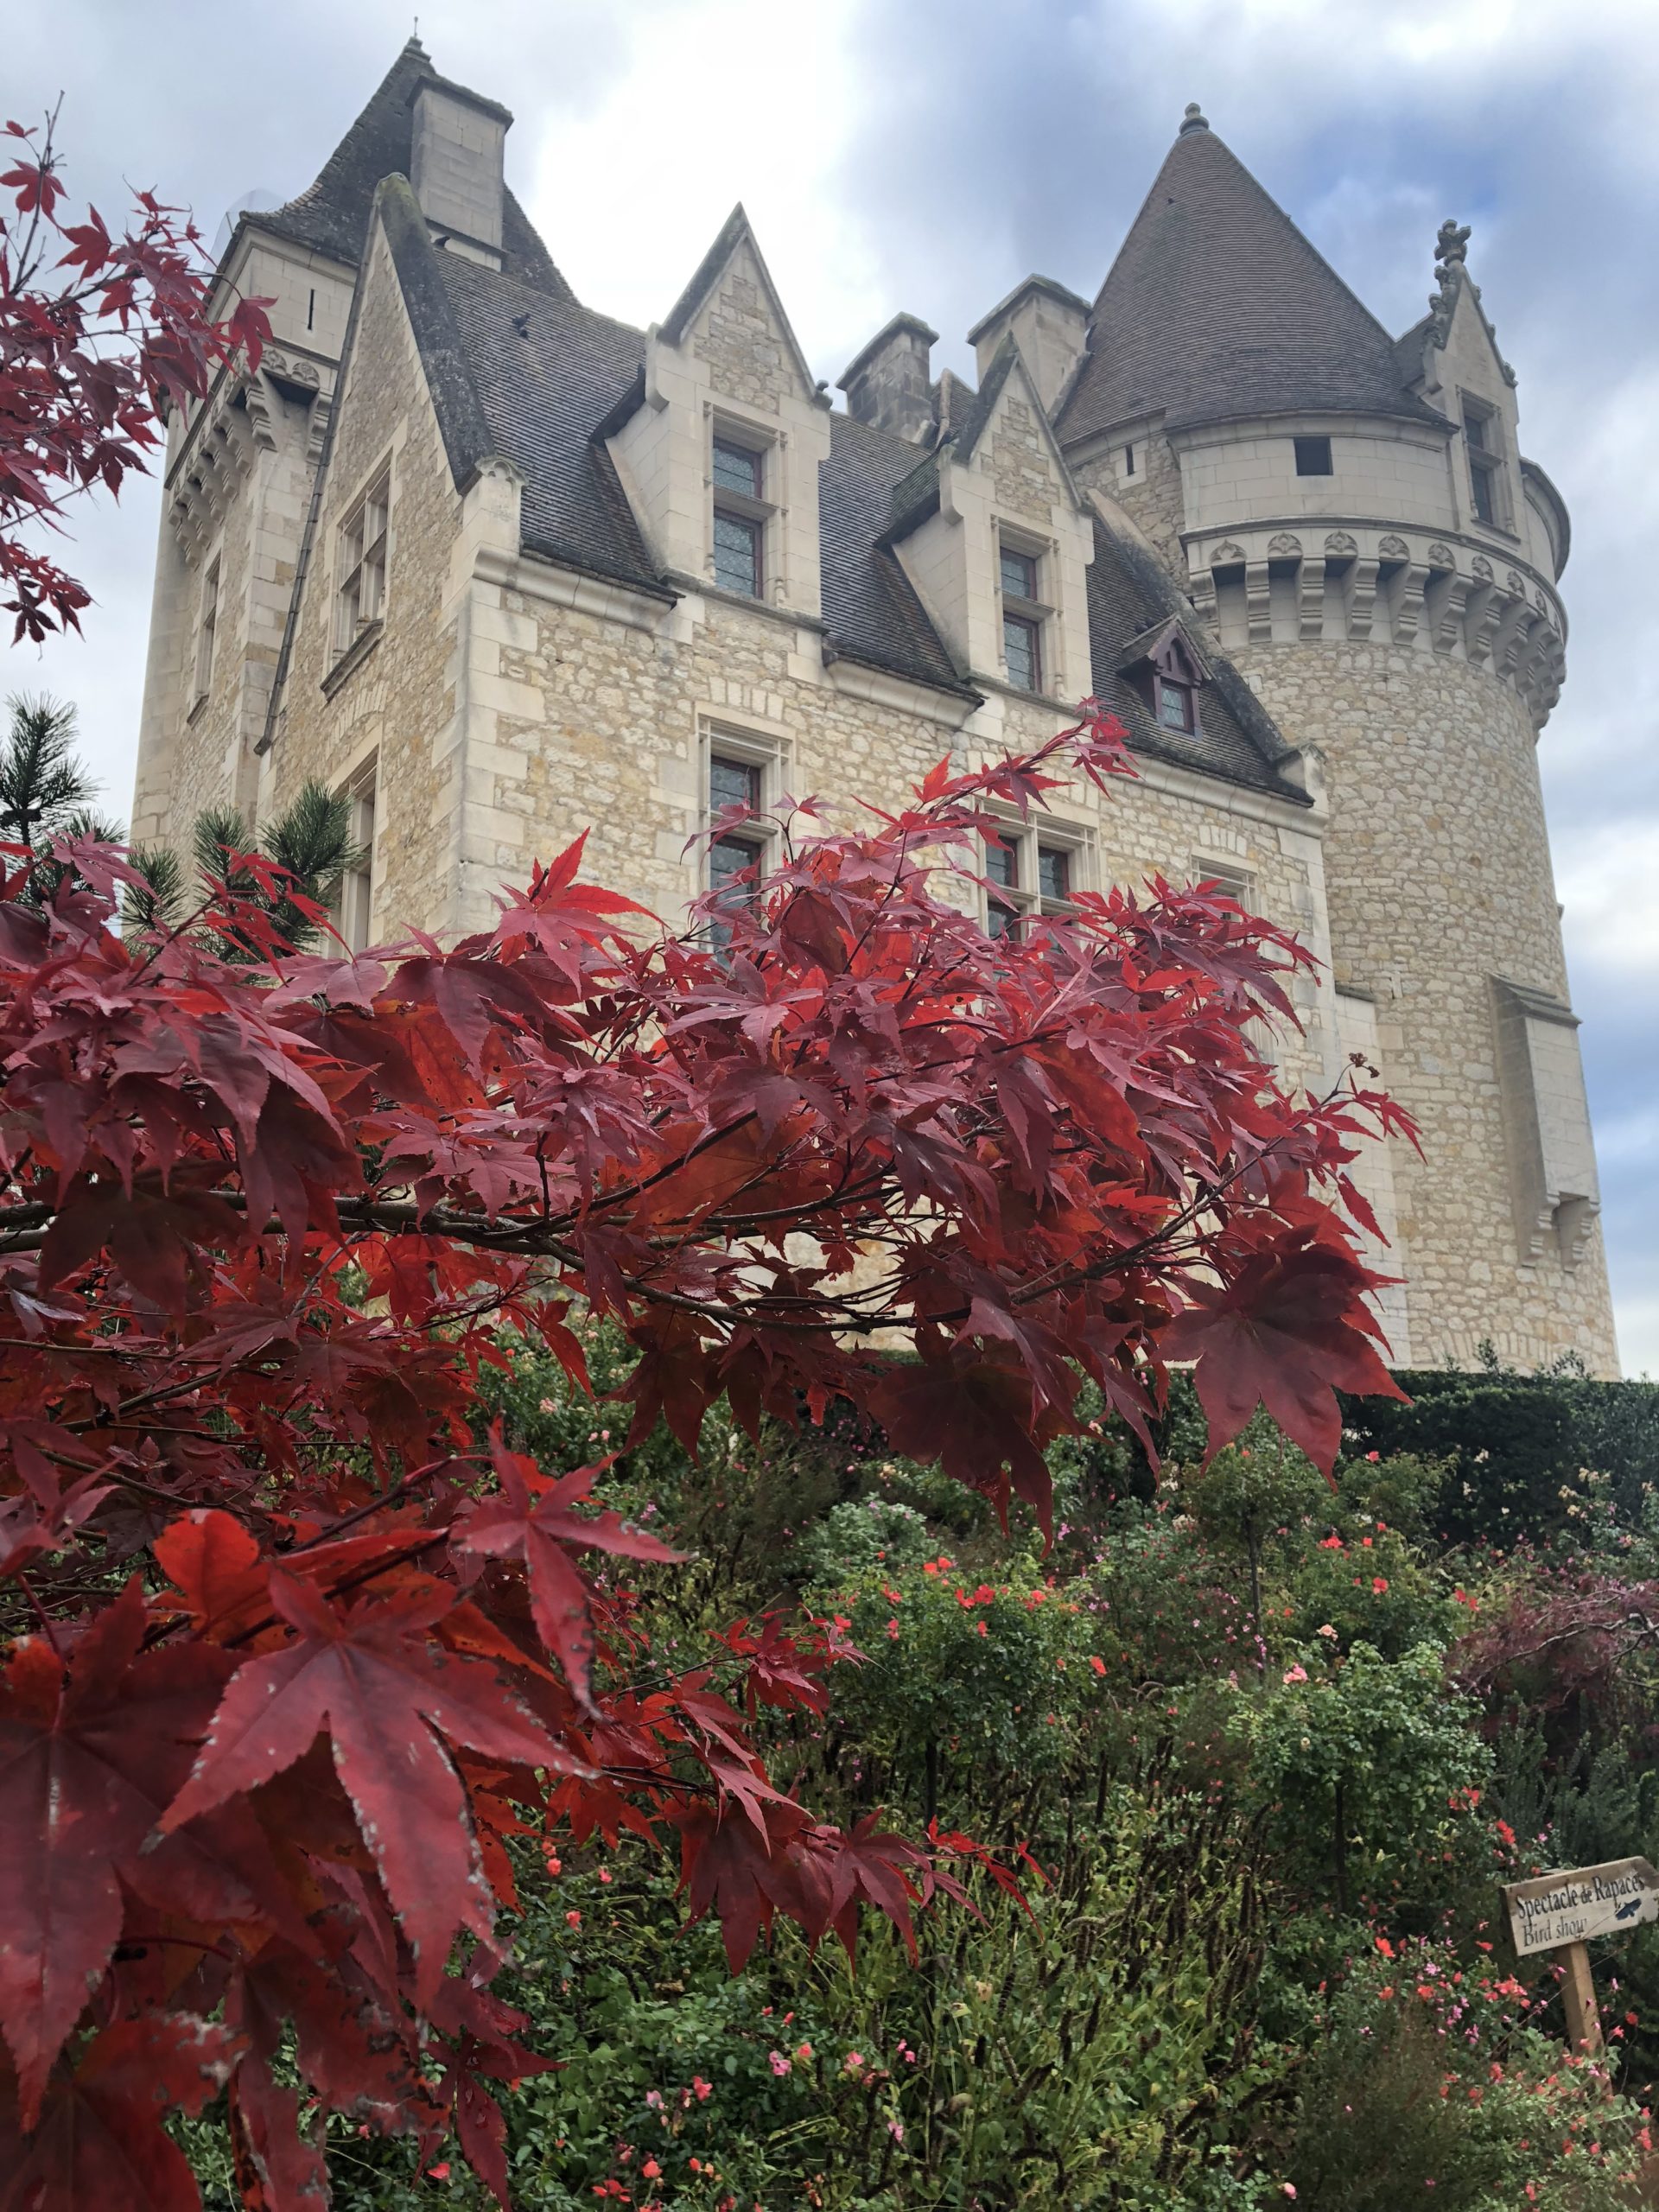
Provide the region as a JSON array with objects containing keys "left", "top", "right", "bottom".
[
  {"left": 1296, "top": 556, "right": 1324, "bottom": 641},
  {"left": 1346, "top": 556, "right": 1380, "bottom": 641},
  {"left": 1243, "top": 559, "right": 1273, "bottom": 646},
  {"left": 1390, "top": 563, "right": 1431, "bottom": 649},
  {"left": 1431, "top": 571, "right": 1472, "bottom": 656},
  {"left": 1465, "top": 581, "right": 1502, "bottom": 664}
]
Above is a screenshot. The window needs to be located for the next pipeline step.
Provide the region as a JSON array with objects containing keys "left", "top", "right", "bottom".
[
  {"left": 999, "top": 543, "right": 1045, "bottom": 695},
  {"left": 1130, "top": 627, "right": 1205, "bottom": 739},
  {"left": 1465, "top": 404, "right": 1503, "bottom": 527},
  {"left": 1123, "top": 442, "right": 1135, "bottom": 477},
  {"left": 999, "top": 549, "right": 1037, "bottom": 602},
  {"left": 1002, "top": 613, "right": 1040, "bottom": 692},
  {"left": 711, "top": 435, "right": 766, "bottom": 599},
  {"left": 712, "top": 510, "right": 761, "bottom": 597},
  {"left": 193, "top": 556, "right": 219, "bottom": 702},
  {"left": 1037, "top": 845, "right": 1070, "bottom": 904},
  {"left": 334, "top": 467, "right": 389, "bottom": 658},
  {"left": 712, "top": 439, "right": 762, "bottom": 500},
  {"left": 982, "top": 823, "right": 1079, "bottom": 938},
  {"left": 1193, "top": 860, "right": 1253, "bottom": 906},
  {"left": 1156, "top": 675, "right": 1194, "bottom": 733},
  {"left": 984, "top": 834, "right": 1020, "bottom": 939},
  {"left": 707, "top": 750, "right": 768, "bottom": 938},
  {"left": 335, "top": 766, "right": 376, "bottom": 954},
  {"left": 1293, "top": 435, "right": 1333, "bottom": 477}
]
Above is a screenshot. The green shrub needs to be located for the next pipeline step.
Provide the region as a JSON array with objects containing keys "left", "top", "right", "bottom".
[
  {"left": 1340, "top": 1364, "right": 1659, "bottom": 1544},
  {"left": 1230, "top": 1642, "right": 1491, "bottom": 1919},
  {"left": 1287, "top": 1940, "right": 1648, "bottom": 2210}
]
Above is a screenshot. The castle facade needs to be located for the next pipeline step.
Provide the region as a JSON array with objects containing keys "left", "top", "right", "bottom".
[{"left": 130, "top": 42, "right": 1617, "bottom": 1374}]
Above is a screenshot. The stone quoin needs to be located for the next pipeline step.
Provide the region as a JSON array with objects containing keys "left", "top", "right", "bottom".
[{"left": 130, "top": 45, "right": 1617, "bottom": 1375}]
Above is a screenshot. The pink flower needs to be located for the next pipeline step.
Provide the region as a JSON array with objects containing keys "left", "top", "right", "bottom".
[
  {"left": 844, "top": 2051, "right": 864, "bottom": 2072},
  {"left": 1283, "top": 1664, "right": 1309, "bottom": 1685},
  {"left": 887, "top": 2119, "right": 905, "bottom": 2142},
  {"left": 1317, "top": 1624, "right": 1337, "bottom": 1639},
  {"left": 768, "top": 2050, "right": 791, "bottom": 2076},
  {"left": 565, "top": 1910, "right": 582, "bottom": 1928},
  {"left": 692, "top": 2075, "right": 713, "bottom": 2101},
  {"left": 427, "top": 2164, "right": 452, "bottom": 2182}
]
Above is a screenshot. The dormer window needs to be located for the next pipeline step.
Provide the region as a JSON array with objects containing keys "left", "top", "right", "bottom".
[
  {"left": 1156, "top": 675, "right": 1195, "bottom": 733},
  {"left": 711, "top": 434, "right": 767, "bottom": 599},
  {"left": 1124, "top": 620, "right": 1205, "bottom": 739},
  {"left": 999, "top": 544, "right": 1045, "bottom": 694},
  {"left": 1464, "top": 403, "right": 1505, "bottom": 528}
]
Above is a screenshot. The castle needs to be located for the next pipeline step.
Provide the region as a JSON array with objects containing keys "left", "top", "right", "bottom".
[{"left": 130, "top": 40, "right": 1617, "bottom": 1375}]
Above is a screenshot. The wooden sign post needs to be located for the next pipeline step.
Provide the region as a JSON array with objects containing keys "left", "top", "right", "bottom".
[{"left": 1503, "top": 1855, "right": 1659, "bottom": 2056}]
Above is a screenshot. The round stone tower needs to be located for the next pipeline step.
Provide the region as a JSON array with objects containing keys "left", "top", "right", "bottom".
[{"left": 1057, "top": 106, "right": 1616, "bottom": 1372}]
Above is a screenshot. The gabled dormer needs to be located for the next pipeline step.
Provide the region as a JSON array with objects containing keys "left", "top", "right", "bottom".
[
  {"left": 887, "top": 336, "right": 1094, "bottom": 702},
  {"left": 1117, "top": 613, "right": 1210, "bottom": 738},
  {"left": 605, "top": 207, "right": 832, "bottom": 618},
  {"left": 1399, "top": 220, "right": 1531, "bottom": 551}
]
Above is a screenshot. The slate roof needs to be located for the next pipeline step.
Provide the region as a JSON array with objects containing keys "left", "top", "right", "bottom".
[
  {"left": 820, "top": 416, "right": 976, "bottom": 696},
  {"left": 1057, "top": 117, "right": 1446, "bottom": 444},
  {"left": 249, "top": 37, "right": 574, "bottom": 302},
  {"left": 1085, "top": 510, "right": 1310, "bottom": 804},
  {"left": 279, "top": 45, "right": 1311, "bottom": 790},
  {"left": 428, "top": 249, "right": 669, "bottom": 597}
]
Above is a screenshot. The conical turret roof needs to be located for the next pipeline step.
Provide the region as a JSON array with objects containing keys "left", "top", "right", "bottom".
[{"left": 1057, "top": 107, "right": 1441, "bottom": 444}]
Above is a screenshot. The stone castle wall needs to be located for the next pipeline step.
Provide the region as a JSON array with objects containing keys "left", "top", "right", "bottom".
[
  {"left": 1242, "top": 636, "right": 1618, "bottom": 1371},
  {"left": 261, "top": 223, "right": 465, "bottom": 936}
]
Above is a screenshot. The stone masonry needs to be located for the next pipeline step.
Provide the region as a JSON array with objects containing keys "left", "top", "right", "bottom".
[{"left": 129, "top": 45, "right": 1618, "bottom": 1376}]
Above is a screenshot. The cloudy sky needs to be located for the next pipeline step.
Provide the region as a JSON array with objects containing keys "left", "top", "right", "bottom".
[{"left": 10, "top": 0, "right": 1657, "bottom": 1370}]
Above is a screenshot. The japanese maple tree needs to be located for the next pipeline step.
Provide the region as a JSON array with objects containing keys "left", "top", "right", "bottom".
[
  {"left": 0, "top": 107, "right": 268, "bottom": 639},
  {"left": 0, "top": 110, "right": 1417, "bottom": 2212},
  {"left": 0, "top": 732, "right": 1410, "bottom": 2203}
]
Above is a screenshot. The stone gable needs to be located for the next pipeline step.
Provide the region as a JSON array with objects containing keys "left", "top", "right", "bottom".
[{"left": 691, "top": 244, "right": 797, "bottom": 415}]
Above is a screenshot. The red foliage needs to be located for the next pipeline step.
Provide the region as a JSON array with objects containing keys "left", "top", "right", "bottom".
[
  {"left": 0, "top": 728, "right": 1410, "bottom": 2199},
  {"left": 0, "top": 108, "right": 270, "bottom": 639},
  {"left": 1452, "top": 1569, "right": 1659, "bottom": 1725}
]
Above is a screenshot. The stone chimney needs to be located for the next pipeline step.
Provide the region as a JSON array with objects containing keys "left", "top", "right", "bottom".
[
  {"left": 966, "top": 276, "right": 1090, "bottom": 416},
  {"left": 408, "top": 75, "right": 512, "bottom": 265},
  {"left": 836, "top": 314, "right": 938, "bottom": 444}
]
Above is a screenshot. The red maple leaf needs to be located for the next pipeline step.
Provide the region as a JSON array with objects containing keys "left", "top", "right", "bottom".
[
  {"left": 453, "top": 1439, "right": 683, "bottom": 1712},
  {"left": 0, "top": 2015, "right": 245, "bottom": 2209},
  {"left": 0, "top": 1580, "right": 291, "bottom": 2122},
  {"left": 162, "top": 1572, "right": 572, "bottom": 1997},
  {"left": 1163, "top": 1234, "right": 1408, "bottom": 1471}
]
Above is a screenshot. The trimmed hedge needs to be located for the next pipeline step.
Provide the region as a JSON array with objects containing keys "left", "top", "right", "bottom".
[{"left": 1338, "top": 1364, "right": 1659, "bottom": 1543}]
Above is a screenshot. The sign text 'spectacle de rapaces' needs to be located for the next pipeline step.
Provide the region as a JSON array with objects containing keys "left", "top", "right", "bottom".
[{"left": 1503, "top": 1858, "right": 1659, "bottom": 1957}]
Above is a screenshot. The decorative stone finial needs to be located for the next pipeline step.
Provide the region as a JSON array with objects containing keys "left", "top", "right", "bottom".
[
  {"left": 1179, "top": 102, "right": 1209, "bottom": 135},
  {"left": 1434, "top": 219, "right": 1471, "bottom": 273}
]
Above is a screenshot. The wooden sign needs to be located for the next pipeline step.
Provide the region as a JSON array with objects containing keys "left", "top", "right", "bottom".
[{"left": 1503, "top": 1856, "right": 1659, "bottom": 1957}]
